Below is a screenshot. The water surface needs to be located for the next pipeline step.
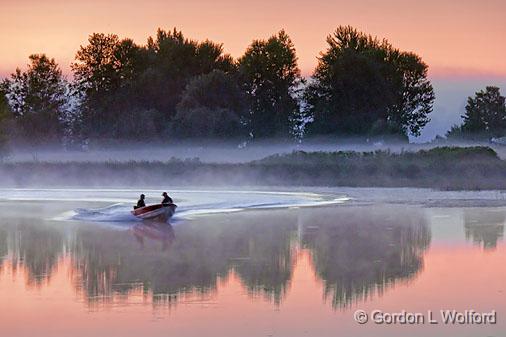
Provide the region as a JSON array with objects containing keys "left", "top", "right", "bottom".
[{"left": 0, "top": 188, "right": 504, "bottom": 337}]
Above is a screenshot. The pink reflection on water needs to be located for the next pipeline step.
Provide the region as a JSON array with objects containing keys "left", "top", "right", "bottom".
[{"left": 0, "top": 240, "right": 505, "bottom": 337}]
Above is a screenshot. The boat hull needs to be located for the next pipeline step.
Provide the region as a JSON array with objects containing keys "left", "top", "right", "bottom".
[{"left": 131, "top": 203, "right": 177, "bottom": 222}]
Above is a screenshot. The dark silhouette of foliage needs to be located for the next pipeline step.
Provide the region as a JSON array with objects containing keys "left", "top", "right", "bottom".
[
  {"left": 238, "top": 30, "right": 304, "bottom": 138},
  {"left": 305, "top": 26, "right": 434, "bottom": 139},
  {"left": 0, "top": 89, "right": 11, "bottom": 152},
  {"left": 462, "top": 86, "right": 506, "bottom": 137},
  {"left": 446, "top": 87, "right": 506, "bottom": 140},
  {"left": 174, "top": 70, "right": 248, "bottom": 138},
  {"left": 72, "top": 33, "right": 141, "bottom": 96},
  {"left": 71, "top": 29, "right": 235, "bottom": 139},
  {"left": 71, "top": 33, "right": 145, "bottom": 138},
  {"left": 138, "top": 28, "right": 235, "bottom": 135},
  {"left": 445, "top": 124, "right": 465, "bottom": 139},
  {"left": 2, "top": 27, "right": 441, "bottom": 143},
  {"left": 2, "top": 54, "right": 68, "bottom": 143}
]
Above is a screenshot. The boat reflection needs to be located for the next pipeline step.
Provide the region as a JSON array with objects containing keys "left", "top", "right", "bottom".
[{"left": 131, "top": 221, "right": 175, "bottom": 250}]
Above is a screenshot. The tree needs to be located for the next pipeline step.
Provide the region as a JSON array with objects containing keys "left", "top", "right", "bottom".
[
  {"left": 445, "top": 124, "right": 465, "bottom": 139},
  {"left": 174, "top": 70, "right": 247, "bottom": 138},
  {"left": 138, "top": 29, "right": 235, "bottom": 134},
  {"left": 2, "top": 54, "right": 67, "bottom": 142},
  {"left": 305, "top": 26, "right": 434, "bottom": 139},
  {"left": 461, "top": 86, "right": 506, "bottom": 137},
  {"left": 71, "top": 29, "right": 235, "bottom": 139},
  {"left": 238, "top": 30, "right": 303, "bottom": 138},
  {"left": 0, "top": 89, "right": 11, "bottom": 152},
  {"left": 73, "top": 33, "right": 142, "bottom": 95},
  {"left": 71, "top": 33, "right": 144, "bottom": 138}
]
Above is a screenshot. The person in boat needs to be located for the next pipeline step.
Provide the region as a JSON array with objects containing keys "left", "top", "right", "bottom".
[
  {"left": 134, "top": 194, "right": 146, "bottom": 209},
  {"left": 161, "top": 192, "right": 173, "bottom": 205}
]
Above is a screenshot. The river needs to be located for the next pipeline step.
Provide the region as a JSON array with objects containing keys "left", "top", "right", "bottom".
[{"left": 0, "top": 188, "right": 504, "bottom": 337}]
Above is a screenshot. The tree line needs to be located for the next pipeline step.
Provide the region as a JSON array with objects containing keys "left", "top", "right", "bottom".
[{"left": 1, "top": 26, "right": 438, "bottom": 146}]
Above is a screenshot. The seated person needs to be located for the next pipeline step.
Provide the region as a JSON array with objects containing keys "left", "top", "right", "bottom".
[
  {"left": 161, "top": 192, "right": 173, "bottom": 205},
  {"left": 134, "top": 194, "right": 146, "bottom": 209}
]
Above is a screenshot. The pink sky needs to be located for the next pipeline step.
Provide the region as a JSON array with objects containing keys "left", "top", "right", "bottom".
[{"left": 1, "top": 0, "right": 505, "bottom": 77}]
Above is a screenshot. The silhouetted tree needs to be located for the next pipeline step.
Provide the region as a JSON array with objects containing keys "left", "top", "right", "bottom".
[
  {"left": 72, "top": 29, "right": 235, "bottom": 139},
  {"left": 0, "top": 89, "right": 11, "bottom": 152},
  {"left": 2, "top": 54, "right": 67, "bottom": 142},
  {"left": 72, "top": 33, "right": 145, "bottom": 138},
  {"left": 305, "top": 26, "right": 434, "bottom": 139},
  {"left": 445, "top": 124, "right": 465, "bottom": 139},
  {"left": 174, "top": 70, "right": 247, "bottom": 138},
  {"left": 462, "top": 86, "right": 506, "bottom": 136},
  {"left": 238, "top": 30, "right": 303, "bottom": 138},
  {"left": 138, "top": 28, "right": 235, "bottom": 135}
]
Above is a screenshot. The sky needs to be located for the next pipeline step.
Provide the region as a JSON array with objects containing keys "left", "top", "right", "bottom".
[{"left": 1, "top": 0, "right": 506, "bottom": 141}]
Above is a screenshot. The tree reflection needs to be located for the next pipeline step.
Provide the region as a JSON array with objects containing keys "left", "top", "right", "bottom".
[
  {"left": 68, "top": 213, "right": 298, "bottom": 307},
  {"left": 0, "top": 229, "right": 7, "bottom": 269},
  {"left": 301, "top": 205, "right": 431, "bottom": 308},
  {"left": 0, "top": 204, "right": 432, "bottom": 310},
  {"left": 1, "top": 222, "right": 63, "bottom": 286},
  {"left": 228, "top": 213, "right": 297, "bottom": 305},
  {"left": 464, "top": 209, "right": 505, "bottom": 250}
]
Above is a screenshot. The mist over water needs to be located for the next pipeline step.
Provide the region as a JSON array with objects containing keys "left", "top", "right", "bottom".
[
  {"left": 3, "top": 140, "right": 414, "bottom": 163},
  {"left": 5, "top": 139, "right": 506, "bottom": 166}
]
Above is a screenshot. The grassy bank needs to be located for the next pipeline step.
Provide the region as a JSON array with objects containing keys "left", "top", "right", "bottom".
[{"left": 1, "top": 146, "right": 505, "bottom": 190}]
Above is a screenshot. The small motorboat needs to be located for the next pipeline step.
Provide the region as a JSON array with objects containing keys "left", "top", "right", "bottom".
[{"left": 131, "top": 203, "right": 177, "bottom": 222}]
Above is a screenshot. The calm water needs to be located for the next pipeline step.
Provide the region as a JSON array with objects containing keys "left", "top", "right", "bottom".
[{"left": 0, "top": 189, "right": 505, "bottom": 337}]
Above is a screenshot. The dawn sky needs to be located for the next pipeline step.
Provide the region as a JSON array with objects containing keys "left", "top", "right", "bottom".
[
  {"left": 2, "top": 0, "right": 506, "bottom": 76},
  {"left": 1, "top": 0, "right": 505, "bottom": 140}
]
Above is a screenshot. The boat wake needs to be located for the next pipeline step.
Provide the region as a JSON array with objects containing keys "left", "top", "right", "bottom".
[
  {"left": 57, "top": 190, "right": 350, "bottom": 224},
  {"left": 0, "top": 188, "right": 349, "bottom": 224},
  {"left": 71, "top": 204, "right": 138, "bottom": 222}
]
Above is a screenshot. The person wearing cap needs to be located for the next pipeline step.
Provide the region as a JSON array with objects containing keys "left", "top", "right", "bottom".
[
  {"left": 161, "top": 192, "right": 173, "bottom": 205},
  {"left": 135, "top": 194, "right": 146, "bottom": 209}
]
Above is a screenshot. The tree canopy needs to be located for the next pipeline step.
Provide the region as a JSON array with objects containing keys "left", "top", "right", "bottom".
[
  {"left": 1, "top": 26, "right": 441, "bottom": 145},
  {"left": 2, "top": 54, "right": 68, "bottom": 142},
  {"left": 71, "top": 33, "right": 145, "bottom": 138},
  {"left": 0, "top": 90, "right": 10, "bottom": 124},
  {"left": 305, "top": 26, "right": 434, "bottom": 139},
  {"left": 174, "top": 70, "right": 247, "bottom": 138},
  {"left": 447, "top": 86, "right": 506, "bottom": 139},
  {"left": 71, "top": 29, "right": 235, "bottom": 139},
  {"left": 0, "top": 89, "right": 11, "bottom": 151},
  {"left": 238, "top": 30, "right": 303, "bottom": 138},
  {"left": 138, "top": 29, "right": 235, "bottom": 134}
]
